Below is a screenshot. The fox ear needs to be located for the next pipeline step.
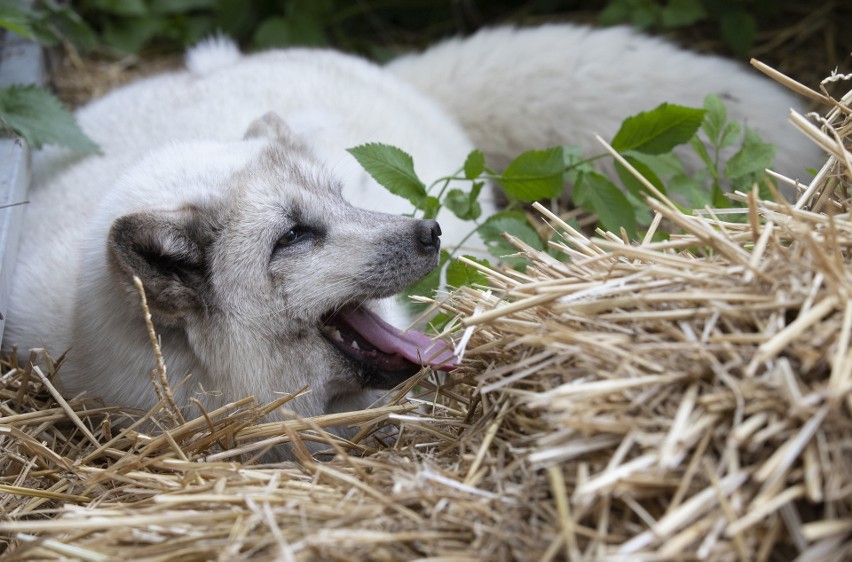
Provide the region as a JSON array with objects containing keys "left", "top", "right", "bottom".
[
  {"left": 243, "top": 111, "right": 295, "bottom": 142},
  {"left": 108, "top": 209, "right": 213, "bottom": 320}
]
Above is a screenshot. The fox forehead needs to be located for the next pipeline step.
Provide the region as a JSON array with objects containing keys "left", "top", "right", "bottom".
[{"left": 225, "top": 143, "right": 348, "bottom": 224}]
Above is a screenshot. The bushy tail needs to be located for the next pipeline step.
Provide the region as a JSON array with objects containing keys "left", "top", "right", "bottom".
[{"left": 387, "top": 24, "right": 820, "bottom": 180}]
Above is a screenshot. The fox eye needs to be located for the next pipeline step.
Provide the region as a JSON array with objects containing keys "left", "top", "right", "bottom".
[{"left": 276, "top": 226, "right": 314, "bottom": 248}]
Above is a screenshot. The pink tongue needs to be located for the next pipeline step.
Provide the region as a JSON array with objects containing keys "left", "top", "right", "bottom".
[{"left": 341, "top": 307, "right": 458, "bottom": 370}]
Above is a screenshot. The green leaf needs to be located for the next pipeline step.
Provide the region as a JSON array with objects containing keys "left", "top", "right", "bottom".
[
  {"left": 421, "top": 196, "right": 442, "bottom": 219},
  {"left": 628, "top": 151, "right": 685, "bottom": 180},
  {"left": 701, "top": 94, "right": 727, "bottom": 146},
  {"left": 0, "top": 85, "right": 99, "bottom": 153},
  {"left": 668, "top": 172, "right": 712, "bottom": 209},
  {"left": 43, "top": 7, "right": 98, "bottom": 53},
  {"left": 426, "top": 311, "right": 454, "bottom": 334},
  {"left": 478, "top": 210, "right": 543, "bottom": 268},
  {"left": 724, "top": 127, "right": 776, "bottom": 180},
  {"left": 661, "top": 0, "right": 706, "bottom": 28},
  {"left": 689, "top": 136, "right": 714, "bottom": 172},
  {"left": 347, "top": 143, "right": 435, "bottom": 212},
  {"left": 0, "top": 0, "right": 36, "bottom": 39},
  {"left": 615, "top": 156, "right": 666, "bottom": 201},
  {"left": 574, "top": 172, "right": 637, "bottom": 240},
  {"left": 612, "top": 103, "right": 706, "bottom": 155},
  {"left": 719, "top": 121, "right": 742, "bottom": 149},
  {"left": 463, "top": 149, "right": 485, "bottom": 179},
  {"left": 85, "top": 0, "right": 147, "bottom": 16},
  {"left": 623, "top": 189, "right": 653, "bottom": 227},
  {"left": 500, "top": 146, "right": 565, "bottom": 202},
  {"left": 444, "top": 188, "right": 482, "bottom": 221},
  {"left": 401, "top": 250, "right": 450, "bottom": 311},
  {"left": 563, "top": 145, "right": 596, "bottom": 184},
  {"left": 446, "top": 255, "right": 488, "bottom": 288}
]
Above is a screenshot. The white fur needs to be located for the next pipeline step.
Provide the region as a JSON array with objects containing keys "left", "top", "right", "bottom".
[
  {"left": 389, "top": 25, "right": 820, "bottom": 180},
  {"left": 185, "top": 34, "right": 241, "bottom": 75},
  {"left": 4, "top": 25, "right": 820, "bottom": 438}
]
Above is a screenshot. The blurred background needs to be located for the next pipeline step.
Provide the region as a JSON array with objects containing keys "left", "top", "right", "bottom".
[{"left": 12, "top": 0, "right": 848, "bottom": 107}]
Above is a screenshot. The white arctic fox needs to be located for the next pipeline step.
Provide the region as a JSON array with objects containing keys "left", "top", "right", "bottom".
[{"left": 3, "top": 25, "right": 818, "bottom": 430}]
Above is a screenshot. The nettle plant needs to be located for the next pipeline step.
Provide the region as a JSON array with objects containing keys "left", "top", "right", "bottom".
[{"left": 348, "top": 94, "right": 777, "bottom": 325}]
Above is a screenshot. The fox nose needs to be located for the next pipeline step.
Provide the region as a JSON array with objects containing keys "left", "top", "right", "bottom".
[{"left": 416, "top": 219, "right": 441, "bottom": 253}]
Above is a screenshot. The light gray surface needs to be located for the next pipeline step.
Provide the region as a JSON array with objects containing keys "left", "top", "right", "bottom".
[{"left": 0, "top": 29, "right": 45, "bottom": 338}]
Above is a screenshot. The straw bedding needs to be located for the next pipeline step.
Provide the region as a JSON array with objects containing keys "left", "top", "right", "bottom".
[{"left": 1, "top": 66, "right": 851, "bottom": 561}]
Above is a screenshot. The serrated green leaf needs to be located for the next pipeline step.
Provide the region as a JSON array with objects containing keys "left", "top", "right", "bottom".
[
  {"left": 347, "top": 143, "right": 434, "bottom": 212},
  {"left": 724, "top": 128, "right": 776, "bottom": 179},
  {"left": 0, "top": 85, "right": 99, "bottom": 153},
  {"left": 464, "top": 149, "right": 485, "bottom": 179},
  {"left": 661, "top": 0, "right": 706, "bottom": 28},
  {"left": 500, "top": 146, "right": 564, "bottom": 202},
  {"left": 612, "top": 103, "right": 706, "bottom": 155},
  {"left": 446, "top": 255, "right": 488, "bottom": 288},
  {"left": 478, "top": 210, "right": 543, "bottom": 268},
  {"left": 701, "top": 94, "right": 727, "bottom": 145},
  {"left": 444, "top": 188, "right": 482, "bottom": 221},
  {"left": 574, "top": 172, "right": 637, "bottom": 240}
]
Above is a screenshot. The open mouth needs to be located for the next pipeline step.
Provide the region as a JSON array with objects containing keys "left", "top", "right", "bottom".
[{"left": 320, "top": 305, "right": 458, "bottom": 389}]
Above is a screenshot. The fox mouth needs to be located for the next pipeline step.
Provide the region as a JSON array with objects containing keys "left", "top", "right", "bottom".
[{"left": 320, "top": 305, "right": 457, "bottom": 389}]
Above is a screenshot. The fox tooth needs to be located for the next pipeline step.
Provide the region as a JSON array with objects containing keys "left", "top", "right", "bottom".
[
  {"left": 323, "top": 326, "right": 344, "bottom": 342},
  {"left": 351, "top": 341, "right": 360, "bottom": 350}
]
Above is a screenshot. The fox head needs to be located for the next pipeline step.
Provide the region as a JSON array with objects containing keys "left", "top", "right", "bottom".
[{"left": 68, "top": 113, "right": 454, "bottom": 430}]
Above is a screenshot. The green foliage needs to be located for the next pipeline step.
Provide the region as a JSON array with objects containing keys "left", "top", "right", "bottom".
[
  {"left": 611, "top": 103, "right": 706, "bottom": 154},
  {"left": 31, "top": 0, "right": 336, "bottom": 55},
  {"left": 0, "top": 0, "right": 98, "bottom": 52},
  {"left": 600, "top": 0, "right": 790, "bottom": 56},
  {"left": 349, "top": 94, "right": 781, "bottom": 307},
  {"left": 478, "top": 210, "right": 544, "bottom": 269},
  {"left": 574, "top": 171, "right": 637, "bottom": 240},
  {"left": 0, "top": 85, "right": 99, "bottom": 153},
  {"left": 500, "top": 147, "right": 565, "bottom": 201},
  {"left": 347, "top": 143, "right": 439, "bottom": 218},
  {"left": 446, "top": 255, "right": 488, "bottom": 288}
]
